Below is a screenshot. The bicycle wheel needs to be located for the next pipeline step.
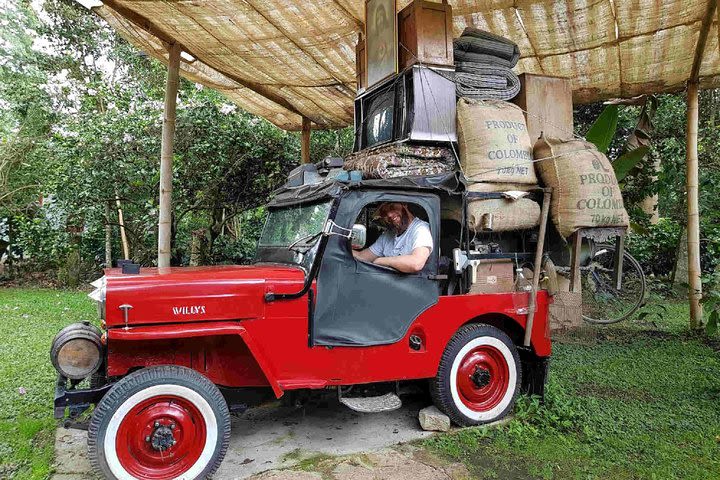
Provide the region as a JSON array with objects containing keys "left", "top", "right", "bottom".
[{"left": 581, "top": 244, "right": 646, "bottom": 324}]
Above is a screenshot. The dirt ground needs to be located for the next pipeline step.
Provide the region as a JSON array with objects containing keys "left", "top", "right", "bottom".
[{"left": 52, "top": 394, "right": 469, "bottom": 479}]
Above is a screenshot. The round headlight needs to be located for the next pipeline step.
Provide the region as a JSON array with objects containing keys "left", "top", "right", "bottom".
[{"left": 51, "top": 322, "right": 103, "bottom": 380}]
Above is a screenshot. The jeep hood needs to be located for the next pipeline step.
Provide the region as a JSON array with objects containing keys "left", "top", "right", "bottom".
[{"left": 103, "top": 264, "right": 305, "bottom": 328}]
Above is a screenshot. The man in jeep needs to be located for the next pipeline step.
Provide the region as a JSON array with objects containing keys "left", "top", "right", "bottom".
[{"left": 352, "top": 202, "right": 433, "bottom": 273}]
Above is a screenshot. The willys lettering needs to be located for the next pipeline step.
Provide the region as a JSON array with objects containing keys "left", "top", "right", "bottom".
[{"left": 172, "top": 305, "right": 207, "bottom": 315}]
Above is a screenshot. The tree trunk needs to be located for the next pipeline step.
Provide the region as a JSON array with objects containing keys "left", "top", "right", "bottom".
[
  {"left": 301, "top": 116, "right": 311, "bottom": 164},
  {"left": 189, "top": 229, "right": 208, "bottom": 266},
  {"left": 105, "top": 201, "right": 113, "bottom": 267}
]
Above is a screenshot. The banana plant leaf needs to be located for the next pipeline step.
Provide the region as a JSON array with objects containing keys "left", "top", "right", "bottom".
[
  {"left": 613, "top": 146, "right": 650, "bottom": 181},
  {"left": 586, "top": 105, "right": 619, "bottom": 153}
]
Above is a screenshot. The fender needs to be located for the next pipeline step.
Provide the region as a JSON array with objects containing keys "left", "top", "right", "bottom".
[{"left": 107, "top": 321, "right": 284, "bottom": 397}]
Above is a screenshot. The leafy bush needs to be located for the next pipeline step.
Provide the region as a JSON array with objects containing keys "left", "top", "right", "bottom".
[
  {"left": 209, "top": 207, "right": 266, "bottom": 265},
  {"left": 702, "top": 270, "right": 720, "bottom": 335},
  {"left": 626, "top": 218, "right": 682, "bottom": 276}
]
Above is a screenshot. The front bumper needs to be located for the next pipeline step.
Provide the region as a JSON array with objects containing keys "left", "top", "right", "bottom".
[{"left": 54, "top": 375, "right": 114, "bottom": 419}]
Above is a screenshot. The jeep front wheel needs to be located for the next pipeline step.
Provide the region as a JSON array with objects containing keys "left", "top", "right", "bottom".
[
  {"left": 431, "top": 324, "right": 521, "bottom": 426},
  {"left": 88, "top": 365, "right": 230, "bottom": 479}
]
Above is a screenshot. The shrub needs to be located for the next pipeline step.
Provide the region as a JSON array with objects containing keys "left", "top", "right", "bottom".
[{"left": 626, "top": 218, "right": 682, "bottom": 276}]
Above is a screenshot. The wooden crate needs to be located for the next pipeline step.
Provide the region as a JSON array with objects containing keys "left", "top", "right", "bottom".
[
  {"left": 469, "top": 259, "right": 514, "bottom": 294},
  {"left": 355, "top": 33, "right": 367, "bottom": 93},
  {"left": 398, "top": 0, "right": 453, "bottom": 71},
  {"left": 513, "top": 73, "right": 573, "bottom": 145}
]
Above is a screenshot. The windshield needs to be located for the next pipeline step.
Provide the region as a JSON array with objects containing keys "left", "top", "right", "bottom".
[{"left": 258, "top": 201, "right": 332, "bottom": 248}]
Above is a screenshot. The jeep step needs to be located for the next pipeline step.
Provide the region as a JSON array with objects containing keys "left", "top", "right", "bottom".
[{"left": 339, "top": 392, "right": 402, "bottom": 413}]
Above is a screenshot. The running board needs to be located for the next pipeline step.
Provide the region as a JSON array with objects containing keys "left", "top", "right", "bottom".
[{"left": 339, "top": 393, "right": 402, "bottom": 413}]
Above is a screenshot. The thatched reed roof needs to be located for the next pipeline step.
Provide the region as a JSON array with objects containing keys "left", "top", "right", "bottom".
[{"left": 91, "top": 0, "right": 720, "bottom": 130}]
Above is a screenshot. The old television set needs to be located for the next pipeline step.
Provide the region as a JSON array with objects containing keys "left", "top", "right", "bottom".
[{"left": 353, "top": 65, "right": 456, "bottom": 152}]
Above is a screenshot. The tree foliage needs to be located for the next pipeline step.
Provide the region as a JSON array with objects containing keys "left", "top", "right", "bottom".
[{"left": 0, "top": 0, "right": 352, "bottom": 283}]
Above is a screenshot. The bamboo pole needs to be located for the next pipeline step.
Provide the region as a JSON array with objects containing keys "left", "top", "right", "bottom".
[
  {"left": 686, "top": 81, "right": 703, "bottom": 328},
  {"left": 683, "top": 0, "right": 715, "bottom": 328},
  {"left": 158, "top": 43, "right": 181, "bottom": 268},
  {"left": 301, "top": 116, "right": 311, "bottom": 164}
]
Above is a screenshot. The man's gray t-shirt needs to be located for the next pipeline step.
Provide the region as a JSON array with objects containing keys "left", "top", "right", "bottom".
[{"left": 369, "top": 217, "right": 433, "bottom": 257}]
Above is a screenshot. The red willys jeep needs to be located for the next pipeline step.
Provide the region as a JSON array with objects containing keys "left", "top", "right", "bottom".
[{"left": 51, "top": 172, "right": 551, "bottom": 479}]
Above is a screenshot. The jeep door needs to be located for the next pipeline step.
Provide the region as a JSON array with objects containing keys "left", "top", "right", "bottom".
[{"left": 312, "top": 190, "right": 440, "bottom": 346}]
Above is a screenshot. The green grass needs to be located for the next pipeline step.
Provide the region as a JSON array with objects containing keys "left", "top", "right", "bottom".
[
  {"left": 0, "top": 288, "right": 96, "bottom": 480},
  {"left": 2, "top": 288, "right": 719, "bottom": 479},
  {"left": 425, "top": 302, "right": 720, "bottom": 479}
]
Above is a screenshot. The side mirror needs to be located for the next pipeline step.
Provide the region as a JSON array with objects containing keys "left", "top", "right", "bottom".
[{"left": 350, "top": 224, "right": 367, "bottom": 250}]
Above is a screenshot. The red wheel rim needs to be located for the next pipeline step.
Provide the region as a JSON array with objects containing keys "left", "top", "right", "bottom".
[
  {"left": 115, "top": 395, "right": 207, "bottom": 479},
  {"left": 456, "top": 344, "right": 510, "bottom": 412}
]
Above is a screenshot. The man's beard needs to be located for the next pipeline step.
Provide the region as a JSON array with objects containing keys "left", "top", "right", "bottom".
[{"left": 393, "top": 211, "right": 411, "bottom": 234}]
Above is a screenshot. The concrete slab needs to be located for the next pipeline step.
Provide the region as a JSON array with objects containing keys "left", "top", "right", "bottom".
[
  {"left": 216, "top": 394, "right": 434, "bottom": 478},
  {"left": 53, "top": 428, "right": 94, "bottom": 477},
  {"left": 52, "top": 393, "right": 435, "bottom": 480}
]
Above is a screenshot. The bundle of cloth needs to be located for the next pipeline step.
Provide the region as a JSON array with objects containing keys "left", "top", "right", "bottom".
[
  {"left": 453, "top": 28, "right": 521, "bottom": 101},
  {"left": 344, "top": 143, "right": 456, "bottom": 179}
]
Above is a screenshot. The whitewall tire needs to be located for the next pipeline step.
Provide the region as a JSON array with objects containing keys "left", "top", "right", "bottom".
[
  {"left": 88, "top": 366, "right": 230, "bottom": 479},
  {"left": 431, "top": 324, "right": 521, "bottom": 426}
]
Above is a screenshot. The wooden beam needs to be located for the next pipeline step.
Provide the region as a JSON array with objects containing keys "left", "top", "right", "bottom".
[
  {"left": 301, "top": 117, "right": 311, "bottom": 164},
  {"left": 569, "top": 231, "right": 583, "bottom": 293},
  {"left": 690, "top": 0, "right": 718, "bottom": 83},
  {"left": 158, "top": 42, "right": 181, "bottom": 269},
  {"left": 331, "top": 0, "right": 363, "bottom": 29},
  {"left": 686, "top": 82, "right": 703, "bottom": 328},
  {"left": 523, "top": 188, "right": 551, "bottom": 346},
  {"left": 612, "top": 234, "right": 625, "bottom": 291},
  {"left": 101, "top": 0, "right": 314, "bottom": 125}
]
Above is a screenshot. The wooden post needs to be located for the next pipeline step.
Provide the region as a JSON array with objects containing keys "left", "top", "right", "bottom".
[
  {"left": 158, "top": 43, "right": 181, "bottom": 268},
  {"left": 612, "top": 234, "right": 625, "bottom": 290},
  {"left": 569, "top": 231, "right": 583, "bottom": 293},
  {"left": 686, "top": 81, "right": 703, "bottom": 328},
  {"left": 301, "top": 116, "right": 311, "bottom": 164},
  {"left": 524, "top": 188, "right": 551, "bottom": 346},
  {"left": 115, "top": 194, "right": 130, "bottom": 260}
]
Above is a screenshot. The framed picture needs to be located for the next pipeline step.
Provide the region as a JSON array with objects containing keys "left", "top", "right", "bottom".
[{"left": 365, "top": 0, "right": 397, "bottom": 88}]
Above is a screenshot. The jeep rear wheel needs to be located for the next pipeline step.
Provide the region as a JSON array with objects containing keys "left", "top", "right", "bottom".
[
  {"left": 431, "top": 324, "right": 521, "bottom": 426},
  {"left": 88, "top": 366, "right": 230, "bottom": 479}
]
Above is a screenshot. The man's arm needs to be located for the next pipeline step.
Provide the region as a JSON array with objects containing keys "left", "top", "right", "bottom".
[
  {"left": 373, "top": 246, "right": 430, "bottom": 273},
  {"left": 353, "top": 248, "right": 379, "bottom": 263}
]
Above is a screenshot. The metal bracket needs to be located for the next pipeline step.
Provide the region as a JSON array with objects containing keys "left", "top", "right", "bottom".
[
  {"left": 452, "top": 249, "right": 482, "bottom": 284},
  {"left": 119, "top": 304, "right": 133, "bottom": 330},
  {"left": 323, "top": 219, "right": 352, "bottom": 239}
]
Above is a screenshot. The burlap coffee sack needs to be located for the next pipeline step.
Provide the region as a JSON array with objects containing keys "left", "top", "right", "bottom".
[
  {"left": 457, "top": 98, "right": 537, "bottom": 185},
  {"left": 534, "top": 135, "right": 628, "bottom": 238},
  {"left": 467, "top": 197, "right": 540, "bottom": 232},
  {"left": 468, "top": 181, "right": 538, "bottom": 193}
]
